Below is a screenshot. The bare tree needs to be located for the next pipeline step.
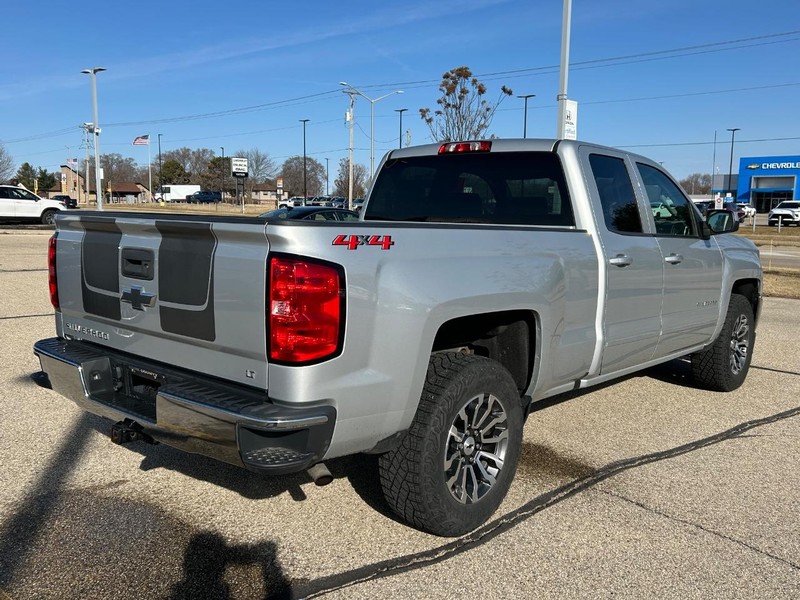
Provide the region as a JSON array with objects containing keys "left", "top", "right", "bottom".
[
  {"left": 235, "top": 148, "right": 276, "bottom": 183},
  {"left": 235, "top": 147, "right": 277, "bottom": 200},
  {"left": 161, "top": 147, "right": 215, "bottom": 185},
  {"left": 99, "top": 153, "right": 139, "bottom": 184},
  {"left": 419, "top": 66, "right": 512, "bottom": 142},
  {"left": 0, "top": 143, "right": 14, "bottom": 183},
  {"left": 333, "top": 158, "right": 368, "bottom": 198},
  {"left": 280, "top": 156, "right": 325, "bottom": 197},
  {"left": 678, "top": 173, "right": 712, "bottom": 195}
]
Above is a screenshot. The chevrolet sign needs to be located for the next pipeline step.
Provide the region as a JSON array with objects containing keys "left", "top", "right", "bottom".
[{"left": 759, "top": 162, "right": 800, "bottom": 170}]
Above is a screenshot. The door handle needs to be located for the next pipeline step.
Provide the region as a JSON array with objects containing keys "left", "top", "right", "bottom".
[
  {"left": 664, "top": 253, "right": 683, "bottom": 265},
  {"left": 609, "top": 254, "right": 633, "bottom": 267}
]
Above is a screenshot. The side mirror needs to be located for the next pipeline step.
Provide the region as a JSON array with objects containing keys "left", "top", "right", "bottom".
[{"left": 706, "top": 209, "right": 739, "bottom": 235}]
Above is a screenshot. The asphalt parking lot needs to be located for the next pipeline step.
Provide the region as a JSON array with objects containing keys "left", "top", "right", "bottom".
[{"left": 0, "top": 230, "right": 798, "bottom": 600}]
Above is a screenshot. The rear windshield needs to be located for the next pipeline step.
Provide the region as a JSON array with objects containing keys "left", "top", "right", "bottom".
[{"left": 364, "top": 152, "right": 574, "bottom": 227}]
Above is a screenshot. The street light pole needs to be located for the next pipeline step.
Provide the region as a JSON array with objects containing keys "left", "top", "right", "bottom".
[
  {"left": 325, "top": 158, "right": 329, "bottom": 195},
  {"left": 395, "top": 108, "right": 407, "bottom": 148},
  {"left": 340, "top": 82, "right": 403, "bottom": 180},
  {"left": 517, "top": 94, "right": 536, "bottom": 138},
  {"left": 220, "top": 146, "right": 225, "bottom": 202},
  {"left": 300, "top": 119, "right": 310, "bottom": 200},
  {"left": 81, "top": 67, "right": 106, "bottom": 210},
  {"left": 727, "top": 128, "right": 740, "bottom": 199}
]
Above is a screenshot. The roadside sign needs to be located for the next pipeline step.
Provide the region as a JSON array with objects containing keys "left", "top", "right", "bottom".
[
  {"left": 231, "top": 157, "right": 248, "bottom": 178},
  {"left": 563, "top": 100, "right": 578, "bottom": 140}
]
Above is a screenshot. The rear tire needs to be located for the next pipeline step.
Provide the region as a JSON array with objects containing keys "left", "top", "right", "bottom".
[
  {"left": 691, "top": 294, "right": 755, "bottom": 391},
  {"left": 379, "top": 352, "right": 523, "bottom": 536}
]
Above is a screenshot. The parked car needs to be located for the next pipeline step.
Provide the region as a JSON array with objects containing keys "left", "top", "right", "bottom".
[
  {"left": 51, "top": 194, "right": 78, "bottom": 209},
  {"left": 768, "top": 201, "right": 800, "bottom": 226},
  {"left": 186, "top": 191, "right": 222, "bottom": 203},
  {"left": 352, "top": 198, "right": 365, "bottom": 213},
  {"left": 278, "top": 196, "right": 308, "bottom": 209},
  {"left": 330, "top": 197, "right": 346, "bottom": 209},
  {"left": 737, "top": 203, "right": 756, "bottom": 219},
  {"left": 722, "top": 201, "right": 744, "bottom": 221},
  {"left": 0, "top": 185, "right": 67, "bottom": 224},
  {"left": 259, "top": 206, "right": 359, "bottom": 221}
]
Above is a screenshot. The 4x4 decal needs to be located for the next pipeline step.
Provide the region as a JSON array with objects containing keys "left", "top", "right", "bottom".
[{"left": 332, "top": 234, "right": 395, "bottom": 250}]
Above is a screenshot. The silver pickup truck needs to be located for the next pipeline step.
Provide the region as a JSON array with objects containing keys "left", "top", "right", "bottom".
[{"left": 34, "top": 139, "right": 761, "bottom": 536}]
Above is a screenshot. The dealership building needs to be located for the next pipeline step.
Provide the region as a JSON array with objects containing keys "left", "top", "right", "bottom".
[{"left": 716, "top": 155, "right": 800, "bottom": 213}]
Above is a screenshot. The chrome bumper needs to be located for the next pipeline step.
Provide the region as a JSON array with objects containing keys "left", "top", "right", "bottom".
[{"left": 33, "top": 337, "right": 335, "bottom": 474}]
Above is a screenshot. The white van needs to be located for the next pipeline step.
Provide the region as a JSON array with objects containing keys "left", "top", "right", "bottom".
[{"left": 157, "top": 184, "right": 200, "bottom": 203}]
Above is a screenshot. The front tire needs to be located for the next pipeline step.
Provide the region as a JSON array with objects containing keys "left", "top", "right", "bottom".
[
  {"left": 41, "top": 210, "right": 57, "bottom": 225},
  {"left": 379, "top": 352, "right": 523, "bottom": 536},
  {"left": 691, "top": 294, "right": 755, "bottom": 391}
]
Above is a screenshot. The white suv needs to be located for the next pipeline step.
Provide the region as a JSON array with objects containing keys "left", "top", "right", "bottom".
[
  {"left": 0, "top": 185, "right": 66, "bottom": 224},
  {"left": 768, "top": 201, "right": 800, "bottom": 226}
]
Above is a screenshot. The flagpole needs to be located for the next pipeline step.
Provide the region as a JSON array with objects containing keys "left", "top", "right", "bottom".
[{"left": 147, "top": 133, "right": 152, "bottom": 202}]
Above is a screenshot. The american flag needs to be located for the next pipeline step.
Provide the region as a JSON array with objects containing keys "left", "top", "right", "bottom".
[{"left": 132, "top": 134, "right": 150, "bottom": 145}]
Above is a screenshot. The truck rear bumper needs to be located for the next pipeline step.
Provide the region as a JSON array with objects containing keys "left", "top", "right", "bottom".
[{"left": 33, "top": 337, "right": 336, "bottom": 475}]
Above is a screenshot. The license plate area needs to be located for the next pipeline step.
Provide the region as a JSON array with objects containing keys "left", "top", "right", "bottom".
[{"left": 106, "top": 361, "right": 166, "bottom": 421}]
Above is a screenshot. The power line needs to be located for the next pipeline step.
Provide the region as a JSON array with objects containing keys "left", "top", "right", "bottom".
[
  {"left": 357, "top": 30, "right": 800, "bottom": 91},
  {"left": 1, "top": 127, "right": 79, "bottom": 145},
  {"left": 7, "top": 30, "right": 800, "bottom": 155},
  {"left": 103, "top": 89, "right": 343, "bottom": 128},
  {"left": 619, "top": 136, "right": 800, "bottom": 149},
  {"left": 11, "top": 29, "right": 800, "bottom": 142}
]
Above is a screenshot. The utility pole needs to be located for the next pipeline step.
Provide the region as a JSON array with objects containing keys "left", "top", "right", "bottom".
[
  {"left": 340, "top": 82, "right": 403, "bottom": 180},
  {"left": 81, "top": 123, "right": 92, "bottom": 204},
  {"left": 556, "top": 0, "right": 572, "bottom": 139},
  {"left": 220, "top": 146, "right": 225, "bottom": 202},
  {"left": 342, "top": 90, "right": 356, "bottom": 210},
  {"left": 325, "top": 157, "right": 329, "bottom": 195}
]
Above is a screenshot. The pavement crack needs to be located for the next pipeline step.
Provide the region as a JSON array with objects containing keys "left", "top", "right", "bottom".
[
  {"left": 599, "top": 489, "right": 800, "bottom": 571},
  {"left": 751, "top": 365, "right": 800, "bottom": 377},
  {"left": 0, "top": 313, "right": 53, "bottom": 321},
  {"left": 293, "top": 404, "right": 800, "bottom": 599}
]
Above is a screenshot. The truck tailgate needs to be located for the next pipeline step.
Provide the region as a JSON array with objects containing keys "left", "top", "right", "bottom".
[{"left": 52, "top": 212, "right": 271, "bottom": 389}]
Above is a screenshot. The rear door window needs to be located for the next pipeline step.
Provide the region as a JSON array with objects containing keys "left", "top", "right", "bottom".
[{"left": 588, "top": 154, "right": 643, "bottom": 234}]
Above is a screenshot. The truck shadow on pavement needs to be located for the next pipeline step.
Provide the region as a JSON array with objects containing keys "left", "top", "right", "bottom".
[
  {"left": 170, "top": 532, "right": 291, "bottom": 600},
  {"left": 0, "top": 408, "right": 294, "bottom": 599}
]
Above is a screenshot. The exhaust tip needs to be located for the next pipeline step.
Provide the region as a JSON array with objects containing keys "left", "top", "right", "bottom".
[{"left": 307, "top": 462, "right": 333, "bottom": 486}]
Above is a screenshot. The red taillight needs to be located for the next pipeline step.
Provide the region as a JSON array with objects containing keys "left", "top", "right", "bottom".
[
  {"left": 269, "top": 256, "right": 343, "bottom": 363},
  {"left": 48, "top": 233, "right": 59, "bottom": 310},
  {"left": 438, "top": 141, "right": 492, "bottom": 154}
]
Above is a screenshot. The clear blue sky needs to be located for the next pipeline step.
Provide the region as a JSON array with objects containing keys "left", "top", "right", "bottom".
[{"left": 3, "top": 0, "right": 799, "bottom": 181}]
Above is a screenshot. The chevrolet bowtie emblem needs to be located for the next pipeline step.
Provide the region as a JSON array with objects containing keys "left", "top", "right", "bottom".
[{"left": 121, "top": 286, "right": 157, "bottom": 311}]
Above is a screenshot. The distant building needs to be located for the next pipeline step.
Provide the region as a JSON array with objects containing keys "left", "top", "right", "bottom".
[{"left": 713, "top": 155, "right": 800, "bottom": 212}]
